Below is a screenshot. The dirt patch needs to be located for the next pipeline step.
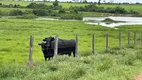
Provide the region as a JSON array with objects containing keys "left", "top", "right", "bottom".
[{"left": 135, "top": 74, "right": 142, "bottom": 80}]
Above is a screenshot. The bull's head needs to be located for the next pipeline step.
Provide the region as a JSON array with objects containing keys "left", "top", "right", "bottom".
[
  {"left": 43, "top": 36, "right": 54, "bottom": 47},
  {"left": 38, "top": 36, "right": 55, "bottom": 61},
  {"left": 38, "top": 42, "right": 47, "bottom": 50}
]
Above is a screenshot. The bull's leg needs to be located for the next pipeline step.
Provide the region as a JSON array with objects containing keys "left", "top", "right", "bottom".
[
  {"left": 73, "top": 51, "right": 75, "bottom": 57},
  {"left": 44, "top": 56, "right": 47, "bottom": 61},
  {"left": 68, "top": 53, "right": 71, "bottom": 56}
]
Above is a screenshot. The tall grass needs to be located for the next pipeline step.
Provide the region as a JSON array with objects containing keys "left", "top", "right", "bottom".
[{"left": 1, "top": 46, "right": 142, "bottom": 80}]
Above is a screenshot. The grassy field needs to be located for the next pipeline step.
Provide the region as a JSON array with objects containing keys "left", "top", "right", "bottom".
[
  {"left": 0, "top": 1, "right": 142, "bottom": 80},
  {"left": 1, "top": 47, "right": 142, "bottom": 80},
  {"left": 0, "top": 18, "right": 141, "bottom": 65},
  {"left": 0, "top": 18, "right": 142, "bottom": 80},
  {"left": 100, "top": 4, "right": 142, "bottom": 14},
  {"left": 0, "top": 1, "right": 88, "bottom": 8}
]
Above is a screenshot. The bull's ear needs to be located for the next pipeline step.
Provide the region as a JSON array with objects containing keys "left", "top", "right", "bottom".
[
  {"left": 38, "top": 43, "right": 41, "bottom": 45},
  {"left": 43, "top": 38, "right": 47, "bottom": 41},
  {"left": 43, "top": 39, "right": 45, "bottom": 41}
]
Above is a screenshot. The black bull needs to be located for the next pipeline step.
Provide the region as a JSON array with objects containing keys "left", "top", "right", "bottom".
[{"left": 38, "top": 37, "right": 76, "bottom": 61}]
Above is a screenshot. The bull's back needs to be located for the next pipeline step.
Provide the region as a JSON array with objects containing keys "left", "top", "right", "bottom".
[{"left": 51, "top": 39, "right": 76, "bottom": 49}]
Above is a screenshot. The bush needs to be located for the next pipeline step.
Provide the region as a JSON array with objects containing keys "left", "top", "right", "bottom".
[
  {"left": 69, "top": 4, "right": 137, "bottom": 14},
  {"left": 53, "top": 0, "right": 59, "bottom": 7},
  {"left": 33, "top": 9, "right": 47, "bottom": 16},
  {"left": 16, "top": 14, "right": 37, "bottom": 19},
  {"left": 23, "top": 10, "right": 33, "bottom": 15},
  {"left": 70, "top": 9, "right": 78, "bottom": 14},
  {"left": 58, "top": 9, "right": 66, "bottom": 14},
  {"left": 9, "top": 9, "right": 23, "bottom": 16},
  {"left": 26, "top": 3, "right": 48, "bottom": 9},
  {"left": 130, "top": 9, "right": 139, "bottom": 14},
  {"left": 50, "top": 11, "right": 59, "bottom": 16},
  {"left": 114, "top": 6, "right": 127, "bottom": 14}
]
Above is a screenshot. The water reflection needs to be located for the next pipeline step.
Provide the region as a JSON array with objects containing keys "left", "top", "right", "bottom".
[{"left": 83, "top": 17, "right": 142, "bottom": 28}]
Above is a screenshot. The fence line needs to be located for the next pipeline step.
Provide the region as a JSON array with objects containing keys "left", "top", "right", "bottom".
[{"left": 29, "top": 31, "right": 142, "bottom": 61}]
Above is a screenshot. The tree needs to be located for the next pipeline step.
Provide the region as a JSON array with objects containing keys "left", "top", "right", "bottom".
[
  {"left": 82, "top": 0, "right": 87, "bottom": 3},
  {"left": 98, "top": 0, "right": 101, "bottom": 5},
  {"left": 53, "top": 0, "right": 58, "bottom": 6},
  {"left": 43, "top": 0, "right": 47, "bottom": 2}
]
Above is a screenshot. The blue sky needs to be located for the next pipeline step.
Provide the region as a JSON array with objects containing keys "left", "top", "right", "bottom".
[{"left": 34, "top": 0, "right": 142, "bottom": 3}]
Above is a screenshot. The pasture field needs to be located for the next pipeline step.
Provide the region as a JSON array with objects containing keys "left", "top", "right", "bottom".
[
  {"left": 0, "top": 1, "right": 142, "bottom": 80},
  {"left": 99, "top": 4, "right": 142, "bottom": 14},
  {"left": 0, "top": 1, "right": 142, "bottom": 16},
  {"left": 0, "top": 1, "right": 88, "bottom": 8},
  {"left": 0, "top": 18, "right": 142, "bottom": 80}
]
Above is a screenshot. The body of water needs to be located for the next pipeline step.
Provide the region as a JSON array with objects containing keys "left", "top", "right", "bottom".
[{"left": 83, "top": 17, "right": 142, "bottom": 28}]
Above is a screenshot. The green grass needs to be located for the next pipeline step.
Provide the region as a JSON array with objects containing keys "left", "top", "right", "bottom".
[
  {"left": 0, "top": 1, "right": 89, "bottom": 8},
  {"left": 1, "top": 46, "right": 142, "bottom": 80},
  {"left": 0, "top": 18, "right": 142, "bottom": 66},
  {"left": 99, "top": 4, "right": 142, "bottom": 14},
  {"left": 0, "top": 1, "right": 142, "bottom": 79}
]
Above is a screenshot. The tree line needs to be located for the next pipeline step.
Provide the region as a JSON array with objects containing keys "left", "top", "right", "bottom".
[{"left": 0, "top": 1, "right": 140, "bottom": 20}]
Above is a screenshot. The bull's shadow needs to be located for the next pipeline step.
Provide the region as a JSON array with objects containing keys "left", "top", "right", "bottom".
[{"left": 38, "top": 36, "right": 76, "bottom": 61}]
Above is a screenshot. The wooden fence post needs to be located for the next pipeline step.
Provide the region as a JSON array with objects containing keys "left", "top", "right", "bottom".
[
  {"left": 128, "top": 32, "right": 130, "bottom": 46},
  {"left": 92, "top": 34, "right": 95, "bottom": 54},
  {"left": 106, "top": 33, "right": 108, "bottom": 51},
  {"left": 54, "top": 35, "right": 58, "bottom": 56},
  {"left": 75, "top": 34, "right": 78, "bottom": 57},
  {"left": 134, "top": 32, "right": 136, "bottom": 45},
  {"left": 119, "top": 31, "right": 122, "bottom": 48},
  {"left": 27, "top": 36, "right": 34, "bottom": 66}
]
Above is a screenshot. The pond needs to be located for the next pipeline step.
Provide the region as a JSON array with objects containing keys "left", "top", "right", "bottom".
[{"left": 83, "top": 17, "right": 142, "bottom": 28}]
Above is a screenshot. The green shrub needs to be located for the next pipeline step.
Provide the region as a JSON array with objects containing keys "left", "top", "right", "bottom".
[
  {"left": 58, "top": 9, "right": 66, "bottom": 14},
  {"left": 26, "top": 3, "right": 49, "bottom": 9},
  {"left": 114, "top": 6, "right": 127, "bottom": 14},
  {"left": 9, "top": 9, "right": 23, "bottom": 16},
  {"left": 33, "top": 9, "right": 47, "bottom": 16},
  {"left": 53, "top": 0, "right": 59, "bottom": 7},
  {"left": 16, "top": 14, "right": 37, "bottom": 19},
  {"left": 70, "top": 9, "right": 78, "bottom": 14}
]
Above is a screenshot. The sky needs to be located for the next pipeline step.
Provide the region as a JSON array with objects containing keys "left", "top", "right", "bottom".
[{"left": 33, "top": 0, "right": 142, "bottom": 3}]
